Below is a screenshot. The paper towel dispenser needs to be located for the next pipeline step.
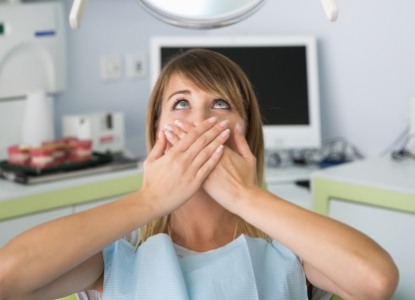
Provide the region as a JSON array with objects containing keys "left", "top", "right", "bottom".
[{"left": 0, "top": 1, "right": 67, "bottom": 100}]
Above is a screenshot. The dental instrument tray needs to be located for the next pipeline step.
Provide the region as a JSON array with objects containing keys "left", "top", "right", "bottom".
[{"left": 0, "top": 152, "right": 139, "bottom": 185}]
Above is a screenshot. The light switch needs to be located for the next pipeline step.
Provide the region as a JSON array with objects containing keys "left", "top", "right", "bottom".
[
  {"left": 100, "top": 55, "right": 122, "bottom": 81},
  {"left": 126, "top": 53, "right": 146, "bottom": 79}
]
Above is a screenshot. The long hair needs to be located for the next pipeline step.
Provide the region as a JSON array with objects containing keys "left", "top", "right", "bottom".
[{"left": 141, "top": 48, "right": 267, "bottom": 242}]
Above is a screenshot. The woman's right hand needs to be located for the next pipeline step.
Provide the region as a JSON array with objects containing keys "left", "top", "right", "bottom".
[{"left": 139, "top": 117, "right": 231, "bottom": 217}]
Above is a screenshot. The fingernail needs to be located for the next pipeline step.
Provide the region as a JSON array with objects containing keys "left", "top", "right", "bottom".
[
  {"left": 208, "top": 116, "right": 217, "bottom": 124},
  {"left": 165, "top": 130, "right": 174, "bottom": 142},
  {"left": 158, "top": 130, "right": 164, "bottom": 139},
  {"left": 215, "top": 144, "right": 224, "bottom": 154},
  {"left": 219, "top": 120, "right": 229, "bottom": 128},
  {"left": 221, "top": 129, "right": 231, "bottom": 138},
  {"left": 165, "top": 124, "right": 174, "bottom": 131},
  {"left": 174, "top": 120, "right": 185, "bottom": 128}
]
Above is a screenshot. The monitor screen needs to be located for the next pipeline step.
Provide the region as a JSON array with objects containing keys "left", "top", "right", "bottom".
[{"left": 150, "top": 36, "right": 321, "bottom": 150}]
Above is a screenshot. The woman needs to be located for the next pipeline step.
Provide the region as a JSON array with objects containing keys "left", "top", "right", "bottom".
[{"left": 0, "top": 49, "right": 398, "bottom": 300}]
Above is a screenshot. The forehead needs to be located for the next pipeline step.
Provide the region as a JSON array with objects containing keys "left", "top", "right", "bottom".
[
  {"left": 164, "top": 73, "right": 195, "bottom": 92},
  {"left": 163, "top": 73, "right": 215, "bottom": 102}
]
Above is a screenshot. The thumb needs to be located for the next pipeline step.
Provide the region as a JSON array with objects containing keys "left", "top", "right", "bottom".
[
  {"left": 233, "top": 123, "right": 251, "bottom": 159},
  {"left": 147, "top": 130, "right": 167, "bottom": 162}
]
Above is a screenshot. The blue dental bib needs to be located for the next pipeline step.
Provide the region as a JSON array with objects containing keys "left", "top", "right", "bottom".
[{"left": 102, "top": 233, "right": 307, "bottom": 299}]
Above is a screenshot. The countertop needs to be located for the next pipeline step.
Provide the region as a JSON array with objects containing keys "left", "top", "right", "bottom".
[
  {"left": 311, "top": 156, "right": 415, "bottom": 214},
  {"left": 0, "top": 167, "right": 143, "bottom": 221},
  {"left": 312, "top": 157, "right": 415, "bottom": 194}
]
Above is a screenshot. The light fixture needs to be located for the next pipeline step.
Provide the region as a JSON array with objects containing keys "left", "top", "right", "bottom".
[
  {"left": 135, "top": 0, "right": 266, "bottom": 29},
  {"left": 69, "top": 0, "right": 338, "bottom": 29}
]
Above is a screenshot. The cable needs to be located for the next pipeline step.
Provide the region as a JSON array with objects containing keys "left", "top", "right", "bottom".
[
  {"left": 380, "top": 126, "right": 410, "bottom": 157},
  {"left": 265, "top": 137, "right": 364, "bottom": 168},
  {"left": 391, "top": 133, "right": 415, "bottom": 161}
]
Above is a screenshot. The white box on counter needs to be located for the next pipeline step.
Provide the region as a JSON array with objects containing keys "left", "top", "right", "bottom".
[{"left": 63, "top": 112, "right": 125, "bottom": 154}]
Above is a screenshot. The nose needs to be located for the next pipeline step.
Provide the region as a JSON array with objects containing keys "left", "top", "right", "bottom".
[{"left": 188, "top": 106, "right": 212, "bottom": 125}]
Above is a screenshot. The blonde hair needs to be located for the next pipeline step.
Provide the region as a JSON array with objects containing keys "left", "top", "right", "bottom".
[{"left": 141, "top": 49, "right": 267, "bottom": 242}]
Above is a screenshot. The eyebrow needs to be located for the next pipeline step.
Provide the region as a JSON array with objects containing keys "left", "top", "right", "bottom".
[{"left": 167, "top": 90, "right": 191, "bottom": 101}]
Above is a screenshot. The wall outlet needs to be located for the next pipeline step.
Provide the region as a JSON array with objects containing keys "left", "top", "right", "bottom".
[
  {"left": 100, "top": 55, "right": 122, "bottom": 81},
  {"left": 126, "top": 53, "right": 146, "bottom": 79}
]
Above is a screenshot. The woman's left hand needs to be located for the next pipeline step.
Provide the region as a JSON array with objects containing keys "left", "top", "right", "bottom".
[
  {"left": 165, "top": 119, "right": 259, "bottom": 213},
  {"left": 204, "top": 124, "right": 258, "bottom": 212}
]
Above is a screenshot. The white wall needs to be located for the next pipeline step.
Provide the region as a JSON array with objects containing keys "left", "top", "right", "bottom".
[{"left": 56, "top": 0, "right": 415, "bottom": 157}]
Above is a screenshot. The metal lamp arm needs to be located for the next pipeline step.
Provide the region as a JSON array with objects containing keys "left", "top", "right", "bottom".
[
  {"left": 320, "top": 0, "right": 339, "bottom": 21},
  {"left": 69, "top": 0, "right": 88, "bottom": 29}
]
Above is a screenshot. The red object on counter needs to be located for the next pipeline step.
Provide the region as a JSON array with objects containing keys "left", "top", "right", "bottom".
[
  {"left": 7, "top": 145, "right": 31, "bottom": 165},
  {"left": 58, "top": 136, "right": 78, "bottom": 159},
  {"left": 60, "top": 136, "right": 78, "bottom": 146},
  {"left": 68, "top": 139, "right": 92, "bottom": 163},
  {"left": 30, "top": 147, "right": 55, "bottom": 169},
  {"left": 42, "top": 141, "right": 67, "bottom": 166}
]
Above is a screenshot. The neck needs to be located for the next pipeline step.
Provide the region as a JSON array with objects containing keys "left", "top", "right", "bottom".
[{"left": 169, "top": 190, "right": 238, "bottom": 252}]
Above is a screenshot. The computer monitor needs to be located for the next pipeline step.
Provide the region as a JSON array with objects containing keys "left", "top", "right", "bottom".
[{"left": 150, "top": 35, "right": 321, "bottom": 150}]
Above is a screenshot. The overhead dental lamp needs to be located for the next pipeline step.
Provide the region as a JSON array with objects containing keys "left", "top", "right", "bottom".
[{"left": 69, "top": 0, "right": 338, "bottom": 29}]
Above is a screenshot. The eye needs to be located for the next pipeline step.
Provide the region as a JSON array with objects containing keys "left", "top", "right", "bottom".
[
  {"left": 213, "top": 99, "right": 231, "bottom": 109},
  {"left": 173, "top": 99, "right": 190, "bottom": 110}
]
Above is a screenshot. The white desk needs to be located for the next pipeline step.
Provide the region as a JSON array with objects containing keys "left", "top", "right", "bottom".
[
  {"left": 266, "top": 181, "right": 313, "bottom": 210},
  {"left": 312, "top": 157, "right": 415, "bottom": 299},
  {"left": 265, "top": 165, "right": 318, "bottom": 184},
  {"left": 265, "top": 165, "right": 318, "bottom": 210}
]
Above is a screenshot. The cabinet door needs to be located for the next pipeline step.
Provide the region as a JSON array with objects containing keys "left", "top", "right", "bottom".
[
  {"left": 266, "top": 182, "right": 312, "bottom": 210},
  {"left": 73, "top": 198, "right": 115, "bottom": 213},
  {"left": 0, "top": 207, "right": 73, "bottom": 247},
  {"left": 329, "top": 199, "right": 415, "bottom": 299}
]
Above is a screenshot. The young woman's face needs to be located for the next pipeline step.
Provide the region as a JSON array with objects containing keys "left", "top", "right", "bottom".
[{"left": 158, "top": 73, "right": 245, "bottom": 149}]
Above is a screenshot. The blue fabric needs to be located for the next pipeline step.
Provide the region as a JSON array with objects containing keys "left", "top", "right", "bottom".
[{"left": 102, "top": 233, "right": 307, "bottom": 300}]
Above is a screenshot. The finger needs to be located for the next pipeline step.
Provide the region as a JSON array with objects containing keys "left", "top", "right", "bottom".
[
  {"left": 187, "top": 120, "right": 229, "bottom": 152},
  {"left": 183, "top": 122, "right": 231, "bottom": 167},
  {"left": 173, "top": 119, "right": 193, "bottom": 141},
  {"left": 233, "top": 123, "right": 253, "bottom": 159},
  {"left": 194, "top": 144, "right": 225, "bottom": 181},
  {"left": 147, "top": 130, "right": 167, "bottom": 162},
  {"left": 164, "top": 119, "right": 193, "bottom": 136},
  {"left": 165, "top": 118, "right": 220, "bottom": 149},
  {"left": 174, "top": 119, "right": 193, "bottom": 134},
  {"left": 186, "top": 127, "right": 231, "bottom": 175},
  {"left": 173, "top": 116, "right": 219, "bottom": 152},
  {"left": 164, "top": 129, "right": 179, "bottom": 145},
  {"left": 163, "top": 122, "right": 190, "bottom": 145}
]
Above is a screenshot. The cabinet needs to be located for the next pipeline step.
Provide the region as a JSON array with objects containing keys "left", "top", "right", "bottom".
[
  {"left": 0, "top": 168, "right": 143, "bottom": 247},
  {"left": 0, "top": 207, "right": 72, "bottom": 247},
  {"left": 0, "top": 198, "right": 117, "bottom": 247},
  {"left": 266, "top": 182, "right": 312, "bottom": 210},
  {"left": 265, "top": 165, "right": 317, "bottom": 210},
  {"left": 312, "top": 157, "right": 415, "bottom": 299},
  {"left": 73, "top": 198, "right": 115, "bottom": 213}
]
